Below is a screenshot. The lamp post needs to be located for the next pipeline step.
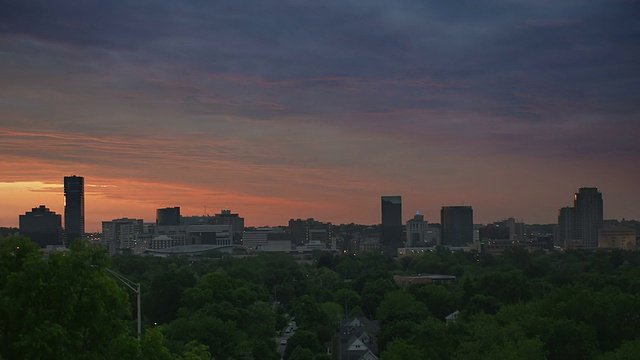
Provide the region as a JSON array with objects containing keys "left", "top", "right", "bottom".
[{"left": 106, "top": 268, "right": 141, "bottom": 340}]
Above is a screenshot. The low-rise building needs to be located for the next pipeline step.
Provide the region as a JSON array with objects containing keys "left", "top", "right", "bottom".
[{"left": 598, "top": 227, "right": 637, "bottom": 250}]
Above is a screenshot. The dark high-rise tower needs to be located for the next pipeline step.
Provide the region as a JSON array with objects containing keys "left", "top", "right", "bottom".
[
  {"left": 64, "top": 175, "right": 84, "bottom": 244},
  {"left": 556, "top": 206, "right": 576, "bottom": 247},
  {"left": 381, "top": 196, "right": 402, "bottom": 255},
  {"left": 556, "top": 187, "right": 603, "bottom": 249},
  {"left": 440, "top": 206, "right": 473, "bottom": 246},
  {"left": 574, "top": 187, "right": 603, "bottom": 248}
]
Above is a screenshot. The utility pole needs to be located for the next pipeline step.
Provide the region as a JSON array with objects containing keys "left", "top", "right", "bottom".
[{"left": 106, "top": 268, "right": 141, "bottom": 340}]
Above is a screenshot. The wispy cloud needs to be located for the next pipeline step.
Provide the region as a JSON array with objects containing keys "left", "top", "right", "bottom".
[{"left": 1, "top": 0, "right": 639, "bottom": 226}]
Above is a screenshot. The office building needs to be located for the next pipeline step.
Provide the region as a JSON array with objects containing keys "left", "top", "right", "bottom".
[
  {"left": 598, "top": 227, "right": 637, "bottom": 250},
  {"left": 64, "top": 175, "right": 84, "bottom": 245},
  {"left": 19, "top": 205, "right": 62, "bottom": 247},
  {"left": 102, "top": 218, "right": 144, "bottom": 253},
  {"left": 440, "top": 206, "right": 473, "bottom": 246},
  {"left": 186, "top": 225, "right": 233, "bottom": 246},
  {"left": 556, "top": 207, "right": 576, "bottom": 247},
  {"left": 213, "top": 209, "right": 244, "bottom": 244},
  {"left": 406, "top": 211, "right": 428, "bottom": 247},
  {"left": 288, "top": 218, "right": 332, "bottom": 245},
  {"left": 557, "top": 187, "right": 604, "bottom": 249},
  {"left": 381, "top": 196, "right": 403, "bottom": 254},
  {"left": 156, "top": 207, "right": 181, "bottom": 226},
  {"left": 574, "top": 187, "right": 604, "bottom": 248}
]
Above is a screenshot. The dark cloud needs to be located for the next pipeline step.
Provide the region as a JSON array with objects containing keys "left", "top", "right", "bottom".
[{"left": 1, "top": 0, "right": 639, "bottom": 224}]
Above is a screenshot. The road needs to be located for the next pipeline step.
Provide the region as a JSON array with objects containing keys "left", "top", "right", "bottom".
[{"left": 276, "top": 320, "right": 297, "bottom": 358}]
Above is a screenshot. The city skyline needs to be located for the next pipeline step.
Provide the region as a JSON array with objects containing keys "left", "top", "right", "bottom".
[{"left": 1, "top": 1, "right": 639, "bottom": 230}]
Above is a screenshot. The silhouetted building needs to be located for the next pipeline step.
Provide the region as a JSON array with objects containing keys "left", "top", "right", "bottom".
[
  {"left": 213, "top": 209, "right": 244, "bottom": 244},
  {"left": 156, "top": 207, "right": 181, "bottom": 226},
  {"left": 355, "top": 227, "right": 381, "bottom": 254},
  {"left": 186, "top": 225, "right": 232, "bottom": 246},
  {"left": 64, "top": 175, "right": 84, "bottom": 244},
  {"left": 479, "top": 224, "right": 510, "bottom": 242},
  {"left": 243, "top": 227, "right": 291, "bottom": 250},
  {"left": 288, "top": 218, "right": 331, "bottom": 245},
  {"left": 381, "top": 196, "right": 402, "bottom": 254},
  {"left": 19, "top": 205, "right": 62, "bottom": 247},
  {"left": 557, "top": 187, "right": 604, "bottom": 249},
  {"left": 406, "top": 211, "right": 428, "bottom": 247},
  {"left": 556, "top": 207, "right": 576, "bottom": 247},
  {"left": 575, "top": 187, "right": 604, "bottom": 248},
  {"left": 440, "top": 206, "right": 473, "bottom": 246}
]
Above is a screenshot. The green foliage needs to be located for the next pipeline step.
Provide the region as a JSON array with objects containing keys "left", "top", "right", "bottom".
[
  {"left": 380, "top": 340, "right": 424, "bottom": 360},
  {"left": 5, "top": 238, "right": 640, "bottom": 360},
  {"left": 182, "top": 340, "right": 212, "bottom": 360},
  {"left": 319, "top": 301, "right": 343, "bottom": 329},
  {"left": 409, "top": 283, "right": 459, "bottom": 320},
  {"left": 359, "top": 277, "right": 397, "bottom": 318},
  {"left": 376, "top": 289, "right": 429, "bottom": 326},
  {"left": 600, "top": 338, "right": 640, "bottom": 360},
  {"left": 288, "top": 346, "right": 315, "bottom": 360},
  {"left": 140, "top": 328, "right": 172, "bottom": 360},
  {"left": 144, "top": 266, "right": 196, "bottom": 324},
  {"left": 0, "top": 237, "right": 137, "bottom": 359},
  {"left": 283, "top": 331, "right": 322, "bottom": 360}
]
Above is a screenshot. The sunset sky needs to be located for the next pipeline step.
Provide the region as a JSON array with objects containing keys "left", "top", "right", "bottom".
[{"left": 1, "top": 0, "right": 639, "bottom": 231}]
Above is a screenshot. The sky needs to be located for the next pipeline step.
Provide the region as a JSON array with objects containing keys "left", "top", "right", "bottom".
[{"left": 1, "top": 0, "right": 639, "bottom": 231}]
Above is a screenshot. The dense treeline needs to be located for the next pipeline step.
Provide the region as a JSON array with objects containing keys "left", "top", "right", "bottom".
[{"left": 2, "top": 234, "right": 640, "bottom": 359}]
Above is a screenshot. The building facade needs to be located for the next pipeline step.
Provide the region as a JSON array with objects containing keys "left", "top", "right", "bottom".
[
  {"left": 288, "top": 218, "right": 332, "bottom": 245},
  {"left": 64, "top": 175, "right": 84, "bottom": 245},
  {"left": 19, "top": 205, "right": 62, "bottom": 247},
  {"left": 574, "top": 187, "right": 604, "bottom": 248},
  {"left": 213, "top": 210, "right": 244, "bottom": 244},
  {"left": 156, "top": 207, "right": 181, "bottom": 226},
  {"left": 381, "top": 196, "right": 403, "bottom": 254},
  {"left": 102, "top": 218, "right": 144, "bottom": 253},
  {"left": 557, "top": 187, "right": 604, "bottom": 249},
  {"left": 440, "top": 206, "right": 473, "bottom": 246},
  {"left": 406, "top": 211, "right": 428, "bottom": 247},
  {"left": 598, "top": 227, "right": 636, "bottom": 250}
]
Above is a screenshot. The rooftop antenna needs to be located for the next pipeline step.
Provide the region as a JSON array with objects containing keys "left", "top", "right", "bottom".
[{"left": 204, "top": 204, "right": 207, "bottom": 216}]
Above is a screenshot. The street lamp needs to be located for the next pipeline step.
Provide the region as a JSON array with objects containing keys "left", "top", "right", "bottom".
[{"left": 106, "top": 268, "right": 141, "bottom": 340}]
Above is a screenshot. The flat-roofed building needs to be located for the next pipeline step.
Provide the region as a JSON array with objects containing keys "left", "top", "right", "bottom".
[
  {"left": 598, "top": 227, "right": 636, "bottom": 250},
  {"left": 19, "top": 205, "right": 62, "bottom": 248}
]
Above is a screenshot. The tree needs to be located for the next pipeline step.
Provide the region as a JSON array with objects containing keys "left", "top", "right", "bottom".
[
  {"left": 283, "top": 331, "right": 322, "bottom": 360},
  {"left": 0, "top": 238, "right": 138, "bottom": 359},
  {"left": 380, "top": 341, "right": 424, "bottom": 360},
  {"left": 144, "top": 267, "right": 196, "bottom": 324},
  {"left": 182, "top": 340, "right": 212, "bottom": 360},
  {"left": 376, "top": 289, "right": 429, "bottom": 326},
  {"left": 139, "top": 328, "right": 172, "bottom": 360},
  {"left": 288, "top": 346, "right": 315, "bottom": 360}
]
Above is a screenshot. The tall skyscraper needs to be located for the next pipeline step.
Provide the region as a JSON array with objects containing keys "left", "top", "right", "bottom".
[
  {"left": 574, "top": 187, "right": 604, "bottom": 248},
  {"left": 556, "top": 187, "right": 603, "bottom": 249},
  {"left": 556, "top": 206, "right": 576, "bottom": 247},
  {"left": 19, "top": 205, "right": 62, "bottom": 247},
  {"left": 381, "top": 196, "right": 402, "bottom": 254},
  {"left": 64, "top": 175, "right": 84, "bottom": 245},
  {"left": 440, "top": 206, "right": 473, "bottom": 246}
]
